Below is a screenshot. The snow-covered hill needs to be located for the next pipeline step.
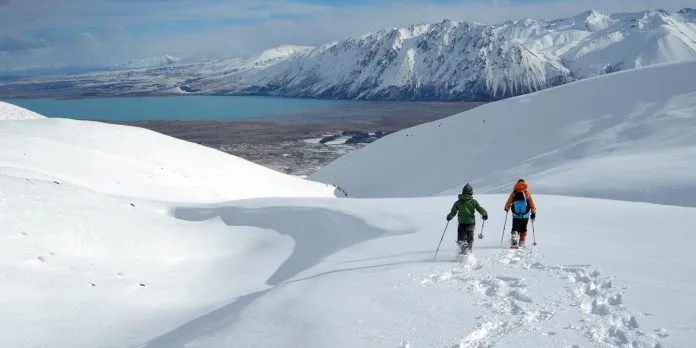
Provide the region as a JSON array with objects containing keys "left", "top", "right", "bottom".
[
  {"left": 2, "top": 63, "right": 695, "bottom": 347},
  {"left": 1, "top": 9, "right": 694, "bottom": 100},
  {"left": 311, "top": 60, "right": 696, "bottom": 206},
  {"left": 0, "top": 101, "right": 46, "bottom": 120},
  {"left": 0, "top": 118, "right": 335, "bottom": 202}
]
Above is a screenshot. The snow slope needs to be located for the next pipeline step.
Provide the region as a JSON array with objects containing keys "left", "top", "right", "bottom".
[
  {"left": 0, "top": 118, "right": 335, "bottom": 202},
  {"left": 0, "top": 173, "right": 281, "bottom": 348},
  {"left": 2, "top": 170, "right": 692, "bottom": 347},
  {"left": 311, "top": 60, "right": 696, "bottom": 206},
  {"left": 162, "top": 195, "right": 692, "bottom": 348},
  {"left": 0, "top": 101, "right": 46, "bottom": 120}
]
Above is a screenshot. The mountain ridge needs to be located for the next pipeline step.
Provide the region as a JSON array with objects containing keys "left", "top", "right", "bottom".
[
  {"left": 238, "top": 7, "right": 695, "bottom": 100},
  {"left": 1, "top": 8, "right": 694, "bottom": 101}
]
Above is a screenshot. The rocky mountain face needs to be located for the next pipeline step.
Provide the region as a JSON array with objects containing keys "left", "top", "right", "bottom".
[{"left": 237, "top": 8, "right": 696, "bottom": 101}]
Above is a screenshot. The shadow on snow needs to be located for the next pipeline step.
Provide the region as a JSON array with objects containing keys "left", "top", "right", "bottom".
[{"left": 143, "top": 204, "right": 415, "bottom": 348}]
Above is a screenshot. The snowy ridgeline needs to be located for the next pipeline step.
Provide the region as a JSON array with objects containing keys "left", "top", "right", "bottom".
[
  {"left": 2, "top": 8, "right": 696, "bottom": 101},
  {"left": 0, "top": 101, "right": 45, "bottom": 120},
  {"left": 0, "top": 107, "right": 336, "bottom": 203},
  {"left": 245, "top": 8, "right": 696, "bottom": 100},
  {"left": 1, "top": 62, "right": 696, "bottom": 348}
]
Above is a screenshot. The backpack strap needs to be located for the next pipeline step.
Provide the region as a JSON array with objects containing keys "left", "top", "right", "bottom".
[{"left": 522, "top": 191, "right": 530, "bottom": 214}]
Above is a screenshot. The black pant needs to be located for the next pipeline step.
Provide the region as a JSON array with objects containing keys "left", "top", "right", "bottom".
[
  {"left": 511, "top": 218, "right": 529, "bottom": 243},
  {"left": 457, "top": 223, "right": 475, "bottom": 246},
  {"left": 511, "top": 218, "right": 529, "bottom": 232}
]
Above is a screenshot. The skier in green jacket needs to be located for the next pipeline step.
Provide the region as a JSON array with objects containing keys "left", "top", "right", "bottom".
[{"left": 446, "top": 183, "right": 488, "bottom": 254}]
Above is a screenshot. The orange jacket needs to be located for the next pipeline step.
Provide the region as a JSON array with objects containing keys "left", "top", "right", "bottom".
[{"left": 504, "top": 180, "right": 536, "bottom": 213}]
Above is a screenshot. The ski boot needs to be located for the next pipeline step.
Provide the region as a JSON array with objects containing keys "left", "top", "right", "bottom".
[{"left": 510, "top": 231, "right": 519, "bottom": 249}]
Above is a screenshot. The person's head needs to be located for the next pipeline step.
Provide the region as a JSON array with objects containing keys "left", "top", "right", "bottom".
[
  {"left": 462, "top": 183, "right": 473, "bottom": 195},
  {"left": 514, "top": 179, "right": 528, "bottom": 192}
]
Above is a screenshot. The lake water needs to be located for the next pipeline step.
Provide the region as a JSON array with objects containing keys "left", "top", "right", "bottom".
[{"left": 5, "top": 96, "right": 348, "bottom": 121}]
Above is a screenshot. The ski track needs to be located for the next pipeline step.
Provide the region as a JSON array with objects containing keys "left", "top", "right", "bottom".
[{"left": 417, "top": 248, "right": 667, "bottom": 348}]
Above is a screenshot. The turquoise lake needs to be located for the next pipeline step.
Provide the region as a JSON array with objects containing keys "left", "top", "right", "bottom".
[{"left": 5, "top": 96, "right": 347, "bottom": 121}]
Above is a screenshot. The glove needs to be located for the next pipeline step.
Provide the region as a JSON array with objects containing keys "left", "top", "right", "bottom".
[
  {"left": 446, "top": 213, "right": 454, "bottom": 221},
  {"left": 531, "top": 212, "right": 536, "bottom": 221},
  {"left": 482, "top": 215, "right": 488, "bottom": 221}
]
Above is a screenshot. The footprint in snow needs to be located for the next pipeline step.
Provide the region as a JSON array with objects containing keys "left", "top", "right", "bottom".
[
  {"left": 654, "top": 328, "right": 669, "bottom": 338},
  {"left": 396, "top": 340, "right": 411, "bottom": 348},
  {"left": 424, "top": 248, "right": 664, "bottom": 348},
  {"left": 550, "top": 264, "right": 664, "bottom": 347}
]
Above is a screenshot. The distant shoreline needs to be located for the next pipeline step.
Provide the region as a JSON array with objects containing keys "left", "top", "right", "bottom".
[
  {"left": 4, "top": 95, "right": 485, "bottom": 123},
  {"left": 0, "top": 80, "right": 501, "bottom": 103},
  {"left": 1, "top": 92, "right": 498, "bottom": 103}
]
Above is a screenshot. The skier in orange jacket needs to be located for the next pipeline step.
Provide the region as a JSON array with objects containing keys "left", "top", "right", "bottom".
[{"left": 504, "top": 179, "right": 536, "bottom": 248}]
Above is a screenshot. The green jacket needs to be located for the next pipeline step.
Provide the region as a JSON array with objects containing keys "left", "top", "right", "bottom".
[{"left": 448, "top": 194, "right": 488, "bottom": 224}]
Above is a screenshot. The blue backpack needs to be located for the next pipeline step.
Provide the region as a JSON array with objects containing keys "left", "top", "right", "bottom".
[{"left": 511, "top": 191, "right": 530, "bottom": 219}]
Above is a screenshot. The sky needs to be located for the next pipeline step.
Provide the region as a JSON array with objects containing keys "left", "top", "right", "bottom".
[{"left": 0, "top": 0, "right": 693, "bottom": 72}]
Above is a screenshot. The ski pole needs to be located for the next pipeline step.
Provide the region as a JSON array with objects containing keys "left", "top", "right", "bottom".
[
  {"left": 500, "top": 211, "right": 508, "bottom": 247},
  {"left": 433, "top": 220, "right": 450, "bottom": 260},
  {"left": 478, "top": 220, "right": 485, "bottom": 239},
  {"left": 532, "top": 219, "right": 537, "bottom": 246}
]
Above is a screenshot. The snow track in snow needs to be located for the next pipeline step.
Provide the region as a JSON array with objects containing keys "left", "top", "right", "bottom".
[{"left": 420, "top": 248, "right": 665, "bottom": 348}]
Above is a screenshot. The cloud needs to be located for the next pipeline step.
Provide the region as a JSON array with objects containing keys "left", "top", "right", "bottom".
[
  {"left": 0, "top": 37, "right": 46, "bottom": 52},
  {"left": 0, "top": 31, "right": 97, "bottom": 52},
  {"left": 134, "top": 0, "right": 696, "bottom": 57},
  {"left": 0, "top": 0, "right": 694, "bottom": 71}
]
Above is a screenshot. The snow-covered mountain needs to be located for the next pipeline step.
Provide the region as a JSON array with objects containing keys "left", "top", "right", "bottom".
[
  {"left": 0, "top": 45, "right": 313, "bottom": 97},
  {"left": 2, "top": 59, "right": 695, "bottom": 348},
  {"left": 1, "top": 8, "right": 694, "bottom": 100},
  {"left": 243, "top": 8, "right": 696, "bottom": 100},
  {"left": 111, "top": 55, "right": 182, "bottom": 70},
  {"left": 251, "top": 45, "right": 314, "bottom": 66},
  {"left": 312, "top": 60, "right": 696, "bottom": 205},
  {"left": 243, "top": 21, "right": 573, "bottom": 100},
  {"left": 179, "top": 45, "right": 315, "bottom": 93}
]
